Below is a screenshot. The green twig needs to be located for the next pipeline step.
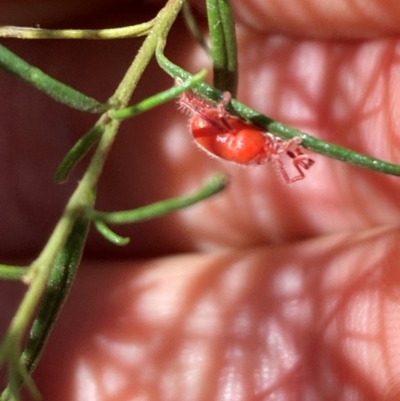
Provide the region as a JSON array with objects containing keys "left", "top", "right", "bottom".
[
  {"left": 0, "top": 44, "right": 108, "bottom": 113},
  {"left": 156, "top": 48, "right": 400, "bottom": 177},
  {"left": 93, "top": 220, "right": 130, "bottom": 245},
  {"left": 0, "top": 218, "right": 90, "bottom": 401},
  {"left": 0, "top": 20, "right": 155, "bottom": 39},
  {"left": 0, "top": 265, "right": 27, "bottom": 280},
  {"left": 89, "top": 173, "right": 228, "bottom": 225},
  {"left": 55, "top": 121, "right": 106, "bottom": 184},
  {"left": 92, "top": 173, "right": 227, "bottom": 246},
  {"left": 109, "top": 69, "right": 206, "bottom": 120},
  {"left": 110, "top": 0, "right": 185, "bottom": 107},
  {"left": 23, "top": 218, "right": 89, "bottom": 372},
  {"left": 206, "top": 0, "right": 238, "bottom": 95}
]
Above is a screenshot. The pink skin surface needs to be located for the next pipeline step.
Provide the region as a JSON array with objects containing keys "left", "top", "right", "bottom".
[{"left": 2, "top": 1, "right": 400, "bottom": 400}]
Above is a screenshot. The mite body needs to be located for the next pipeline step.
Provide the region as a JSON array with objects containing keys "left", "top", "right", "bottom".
[{"left": 178, "top": 88, "right": 314, "bottom": 183}]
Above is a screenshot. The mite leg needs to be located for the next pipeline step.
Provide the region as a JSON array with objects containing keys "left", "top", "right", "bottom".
[
  {"left": 283, "top": 152, "right": 314, "bottom": 182},
  {"left": 269, "top": 155, "right": 294, "bottom": 184},
  {"left": 267, "top": 136, "right": 314, "bottom": 183}
]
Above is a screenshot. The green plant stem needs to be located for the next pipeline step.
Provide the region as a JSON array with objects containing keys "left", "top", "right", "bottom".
[
  {"left": 206, "top": 0, "right": 238, "bottom": 95},
  {"left": 0, "top": 218, "right": 90, "bottom": 401},
  {"left": 0, "top": 20, "right": 154, "bottom": 39},
  {"left": 109, "top": 69, "right": 206, "bottom": 120},
  {"left": 0, "top": 265, "right": 26, "bottom": 280},
  {"left": 156, "top": 48, "right": 400, "bottom": 177},
  {"left": 0, "top": 44, "right": 108, "bottom": 113},
  {"left": 92, "top": 173, "right": 228, "bottom": 246},
  {"left": 0, "top": 1, "right": 186, "bottom": 398},
  {"left": 23, "top": 218, "right": 89, "bottom": 372},
  {"left": 90, "top": 173, "right": 228, "bottom": 224},
  {"left": 91, "top": 173, "right": 228, "bottom": 247},
  {"left": 55, "top": 121, "right": 106, "bottom": 184},
  {"left": 75, "top": 0, "right": 185, "bottom": 196},
  {"left": 0, "top": 206, "right": 84, "bottom": 401},
  {"left": 93, "top": 220, "right": 130, "bottom": 245},
  {"left": 110, "top": 0, "right": 185, "bottom": 107}
]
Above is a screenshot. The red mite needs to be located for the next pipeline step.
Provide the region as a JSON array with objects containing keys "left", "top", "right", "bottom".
[{"left": 178, "top": 86, "right": 314, "bottom": 183}]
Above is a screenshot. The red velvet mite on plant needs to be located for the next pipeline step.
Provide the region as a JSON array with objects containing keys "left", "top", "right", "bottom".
[{"left": 178, "top": 85, "right": 314, "bottom": 183}]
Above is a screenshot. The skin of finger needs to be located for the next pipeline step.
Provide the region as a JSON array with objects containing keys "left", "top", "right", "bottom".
[
  {"left": 19, "top": 226, "right": 400, "bottom": 401},
  {"left": 192, "top": 0, "right": 400, "bottom": 38},
  {"left": 2, "top": 6, "right": 400, "bottom": 259}
]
